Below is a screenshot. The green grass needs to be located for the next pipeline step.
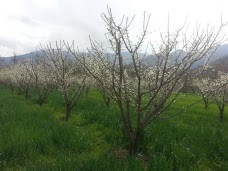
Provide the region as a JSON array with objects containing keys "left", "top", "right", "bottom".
[{"left": 0, "top": 85, "right": 227, "bottom": 170}]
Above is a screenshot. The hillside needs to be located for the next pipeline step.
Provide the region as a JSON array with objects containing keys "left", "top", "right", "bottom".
[
  {"left": 1, "top": 44, "right": 228, "bottom": 68},
  {"left": 0, "top": 51, "right": 45, "bottom": 66}
]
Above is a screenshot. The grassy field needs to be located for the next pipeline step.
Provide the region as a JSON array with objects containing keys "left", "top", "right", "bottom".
[{"left": 0, "top": 85, "right": 227, "bottom": 170}]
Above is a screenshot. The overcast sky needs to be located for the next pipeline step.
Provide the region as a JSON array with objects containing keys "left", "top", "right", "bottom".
[{"left": 0, "top": 0, "right": 228, "bottom": 57}]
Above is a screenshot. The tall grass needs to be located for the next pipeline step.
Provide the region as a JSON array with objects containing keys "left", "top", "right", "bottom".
[{"left": 0, "top": 85, "right": 227, "bottom": 170}]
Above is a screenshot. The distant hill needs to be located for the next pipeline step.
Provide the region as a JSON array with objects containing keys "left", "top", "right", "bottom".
[
  {"left": 195, "top": 43, "right": 228, "bottom": 66},
  {"left": 0, "top": 51, "right": 143, "bottom": 67},
  {"left": 1, "top": 43, "right": 228, "bottom": 67},
  {"left": 0, "top": 51, "right": 45, "bottom": 67},
  {"left": 141, "top": 49, "right": 187, "bottom": 67},
  {"left": 210, "top": 54, "right": 228, "bottom": 65},
  {"left": 141, "top": 44, "right": 228, "bottom": 67}
]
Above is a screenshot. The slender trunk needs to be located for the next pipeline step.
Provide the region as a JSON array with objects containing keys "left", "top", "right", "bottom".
[
  {"left": 128, "top": 130, "right": 140, "bottom": 155},
  {"left": 18, "top": 88, "right": 23, "bottom": 95},
  {"left": 101, "top": 91, "right": 111, "bottom": 107},
  {"left": 65, "top": 104, "right": 72, "bottom": 121},
  {"left": 25, "top": 90, "right": 29, "bottom": 98},
  {"left": 215, "top": 98, "right": 225, "bottom": 121},
  {"left": 219, "top": 108, "right": 224, "bottom": 121},
  {"left": 203, "top": 97, "right": 209, "bottom": 109},
  {"left": 104, "top": 97, "right": 111, "bottom": 107},
  {"left": 10, "top": 85, "right": 14, "bottom": 92},
  {"left": 85, "top": 87, "right": 90, "bottom": 96},
  {"left": 38, "top": 96, "right": 45, "bottom": 106}
]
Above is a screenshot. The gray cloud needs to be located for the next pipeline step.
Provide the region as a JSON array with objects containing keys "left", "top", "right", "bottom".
[
  {"left": 0, "top": 0, "right": 140, "bottom": 56},
  {"left": 1, "top": 0, "right": 227, "bottom": 56}
]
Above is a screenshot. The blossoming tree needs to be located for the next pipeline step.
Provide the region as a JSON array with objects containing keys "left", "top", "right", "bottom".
[
  {"left": 10, "top": 62, "right": 32, "bottom": 98},
  {"left": 193, "top": 77, "right": 212, "bottom": 109},
  {"left": 194, "top": 71, "right": 228, "bottom": 120},
  {"left": 68, "top": 8, "right": 226, "bottom": 154},
  {"left": 26, "top": 56, "right": 56, "bottom": 106},
  {"left": 40, "top": 42, "right": 87, "bottom": 121}
]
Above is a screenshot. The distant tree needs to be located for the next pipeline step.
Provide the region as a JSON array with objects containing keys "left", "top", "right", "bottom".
[
  {"left": 12, "top": 52, "right": 18, "bottom": 64},
  {"left": 194, "top": 71, "right": 228, "bottom": 120},
  {"left": 40, "top": 42, "right": 87, "bottom": 121},
  {"left": 0, "top": 67, "right": 16, "bottom": 92},
  {"left": 26, "top": 56, "right": 56, "bottom": 106},
  {"left": 97, "top": 83, "right": 112, "bottom": 107},
  {"left": 212, "top": 72, "right": 228, "bottom": 120},
  {"left": 193, "top": 77, "right": 212, "bottom": 109},
  {"left": 10, "top": 61, "right": 32, "bottom": 98},
  {"left": 95, "top": 68, "right": 112, "bottom": 107}
]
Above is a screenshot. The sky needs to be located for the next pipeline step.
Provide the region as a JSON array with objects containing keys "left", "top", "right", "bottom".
[{"left": 0, "top": 0, "right": 228, "bottom": 57}]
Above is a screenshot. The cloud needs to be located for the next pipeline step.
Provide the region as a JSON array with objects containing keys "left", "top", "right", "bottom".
[
  {"left": 32, "top": 0, "right": 59, "bottom": 9},
  {"left": 0, "top": 37, "right": 20, "bottom": 57},
  {"left": 0, "top": 36, "right": 22, "bottom": 49},
  {"left": 0, "top": 0, "right": 228, "bottom": 56},
  {"left": 8, "top": 16, "right": 40, "bottom": 27},
  {"left": 0, "top": 36, "right": 36, "bottom": 57}
]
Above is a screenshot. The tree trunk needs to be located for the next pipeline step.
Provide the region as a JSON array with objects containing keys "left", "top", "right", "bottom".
[
  {"left": 38, "top": 96, "right": 45, "bottom": 106},
  {"left": 104, "top": 97, "right": 111, "bottom": 107},
  {"left": 25, "top": 90, "right": 29, "bottom": 98},
  {"left": 65, "top": 104, "right": 72, "bottom": 121},
  {"left": 85, "top": 87, "right": 90, "bottom": 96},
  {"left": 203, "top": 97, "right": 209, "bottom": 109},
  {"left": 18, "top": 88, "right": 23, "bottom": 95},
  {"left": 219, "top": 108, "right": 224, "bottom": 121},
  {"left": 101, "top": 92, "right": 111, "bottom": 107},
  {"left": 10, "top": 85, "right": 14, "bottom": 92},
  {"left": 128, "top": 131, "right": 140, "bottom": 155}
]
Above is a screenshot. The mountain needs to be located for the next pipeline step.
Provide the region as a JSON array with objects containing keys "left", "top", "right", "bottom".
[
  {"left": 141, "top": 50, "right": 187, "bottom": 67},
  {"left": 193, "top": 44, "right": 228, "bottom": 66},
  {"left": 0, "top": 51, "right": 45, "bottom": 67},
  {"left": 141, "top": 44, "right": 228, "bottom": 67},
  {"left": 0, "top": 51, "right": 140, "bottom": 67},
  {"left": 208, "top": 44, "right": 228, "bottom": 66},
  {"left": 1, "top": 43, "right": 228, "bottom": 67},
  {"left": 212, "top": 56, "right": 228, "bottom": 64},
  {"left": 0, "top": 50, "right": 75, "bottom": 67},
  {"left": 210, "top": 44, "right": 228, "bottom": 60},
  {"left": 106, "top": 52, "right": 145, "bottom": 65}
]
